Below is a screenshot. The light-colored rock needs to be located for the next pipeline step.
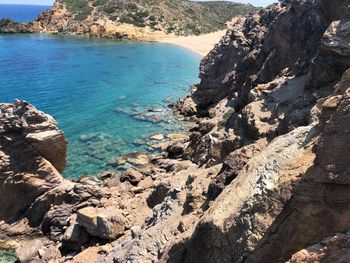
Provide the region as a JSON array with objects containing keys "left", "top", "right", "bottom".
[
  {"left": 166, "top": 133, "right": 189, "bottom": 141},
  {"left": 16, "top": 239, "right": 61, "bottom": 263},
  {"left": 149, "top": 134, "right": 165, "bottom": 141},
  {"left": 77, "top": 207, "right": 126, "bottom": 240},
  {"left": 120, "top": 169, "right": 143, "bottom": 186},
  {"left": 320, "top": 95, "right": 343, "bottom": 109}
]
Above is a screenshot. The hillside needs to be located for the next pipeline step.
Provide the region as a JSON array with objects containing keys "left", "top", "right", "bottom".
[
  {"left": 56, "top": 0, "right": 258, "bottom": 35},
  {"left": 0, "top": 1, "right": 258, "bottom": 40}
]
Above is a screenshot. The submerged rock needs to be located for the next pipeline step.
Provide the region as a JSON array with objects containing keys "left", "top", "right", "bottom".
[{"left": 149, "top": 133, "right": 165, "bottom": 141}]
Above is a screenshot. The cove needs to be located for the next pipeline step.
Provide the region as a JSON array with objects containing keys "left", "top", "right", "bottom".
[{"left": 0, "top": 34, "right": 200, "bottom": 178}]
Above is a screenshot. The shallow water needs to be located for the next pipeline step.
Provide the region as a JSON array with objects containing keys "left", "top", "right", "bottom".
[{"left": 0, "top": 34, "right": 200, "bottom": 178}]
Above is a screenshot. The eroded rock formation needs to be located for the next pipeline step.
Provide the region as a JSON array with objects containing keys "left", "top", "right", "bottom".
[{"left": 1, "top": 0, "right": 350, "bottom": 262}]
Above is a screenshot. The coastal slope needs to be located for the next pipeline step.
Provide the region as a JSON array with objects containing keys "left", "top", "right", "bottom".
[
  {"left": 1, "top": 0, "right": 350, "bottom": 262},
  {"left": 0, "top": 0, "right": 257, "bottom": 40}
]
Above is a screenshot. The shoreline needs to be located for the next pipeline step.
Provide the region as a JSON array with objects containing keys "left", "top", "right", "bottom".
[
  {"left": 0, "top": 17, "right": 225, "bottom": 57},
  {"left": 159, "top": 30, "right": 226, "bottom": 57}
]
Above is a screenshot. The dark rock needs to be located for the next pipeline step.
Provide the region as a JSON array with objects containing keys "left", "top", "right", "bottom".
[
  {"left": 62, "top": 224, "right": 90, "bottom": 252},
  {"left": 146, "top": 183, "right": 171, "bottom": 208},
  {"left": 120, "top": 169, "right": 143, "bottom": 186},
  {"left": 167, "top": 141, "right": 185, "bottom": 159}
]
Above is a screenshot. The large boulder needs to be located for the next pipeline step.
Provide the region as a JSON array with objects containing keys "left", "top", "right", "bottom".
[
  {"left": 76, "top": 207, "right": 126, "bottom": 240},
  {"left": 15, "top": 239, "right": 61, "bottom": 263},
  {"left": 0, "top": 100, "right": 67, "bottom": 221}
]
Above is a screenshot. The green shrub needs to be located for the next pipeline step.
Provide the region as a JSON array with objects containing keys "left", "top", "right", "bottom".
[
  {"left": 92, "top": 0, "right": 107, "bottom": 7},
  {"left": 119, "top": 15, "right": 133, "bottom": 24},
  {"left": 148, "top": 15, "right": 156, "bottom": 21},
  {"left": 103, "top": 5, "right": 115, "bottom": 14}
]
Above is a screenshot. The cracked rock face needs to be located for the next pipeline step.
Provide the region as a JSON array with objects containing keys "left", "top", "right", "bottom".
[
  {"left": 168, "top": 1, "right": 350, "bottom": 263},
  {"left": 1, "top": 0, "right": 350, "bottom": 262},
  {"left": 0, "top": 100, "right": 67, "bottom": 222}
]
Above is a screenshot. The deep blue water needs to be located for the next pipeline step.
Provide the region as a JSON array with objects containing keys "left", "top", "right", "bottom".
[
  {"left": 0, "top": 4, "right": 50, "bottom": 22},
  {"left": 0, "top": 34, "right": 200, "bottom": 178}
]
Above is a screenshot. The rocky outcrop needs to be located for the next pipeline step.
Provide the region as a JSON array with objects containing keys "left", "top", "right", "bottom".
[
  {"left": 1, "top": 0, "right": 350, "bottom": 262},
  {"left": 0, "top": 1, "right": 257, "bottom": 40},
  {"left": 76, "top": 207, "right": 125, "bottom": 240},
  {"left": 286, "top": 232, "right": 350, "bottom": 263},
  {"left": 0, "top": 19, "right": 41, "bottom": 33},
  {"left": 0, "top": 100, "right": 223, "bottom": 262},
  {"left": 244, "top": 69, "right": 350, "bottom": 263},
  {"left": 166, "top": 0, "right": 350, "bottom": 262},
  {"left": 0, "top": 101, "right": 112, "bottom": 260},
  {"left": 0, "top": 100, "right": 67, "bottom": 222}
]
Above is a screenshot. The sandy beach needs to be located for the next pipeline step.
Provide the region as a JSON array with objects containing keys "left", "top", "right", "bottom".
[{"left": 160, "top": 30, "right": 226, "bottom": 57}]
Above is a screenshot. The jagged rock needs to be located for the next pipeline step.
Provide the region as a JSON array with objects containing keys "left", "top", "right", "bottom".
[
  {"left": 286, "top": 232, "right": 350, "bottom": 263},
  {"left": 62, "top": 224, "right": 90, "bottom": 252},
  {"left": 15, "top": 239, "right": 61, "bottom": 263},
  {"left": 167, "top": 141, "right": 186, "bottom": 159},
  {"left": 175, "top": 124, "right": 317, "bottom": 263},
  {"left": 207, "top": 138, "right": 268, "bottom": 200},
  {"left": 120, "top": 169, "right": 143, "bottom": 186},
  {"left": 309, "top": 18, "right": 350, "bottom": 88},
  {"left": 0, "top": 100, "right": 67, "bottom": 221},
  {"left": 0, "top": 19, "right": 38, "bottom": 33},
  {"left": 161, "top": 2, "right": 350, "bottom": 262},
  {"left": 76, "top": 207, "right": 126, "bottom": 240},
  {"left": 164, "top": 160, "right": 194, "bottom": 172},
  {"left": 244, "top": 73, "right": 350, "bottom": 263},
  {"left": 146, "top": 183, "right": 171, "bottom": 209},
  {"left": 0, "top": 100, "right": 114, "bottom": 260},
  {"left": 319, "top": 95, "right": 343, "bottom": 109},
  {"left": 2, "top": 0, "right": 350, "bottom": 263}
]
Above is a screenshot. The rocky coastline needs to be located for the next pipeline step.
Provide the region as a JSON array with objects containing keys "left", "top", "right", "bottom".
[
  {"left": 0, "top": 1, "right": 256, "bottom": 42},
  {"left": 0, "top": 3, "right": 167, "bottom": 41},
  {"left": 1, "top": 0, "right": 350, "bottom": 262}
]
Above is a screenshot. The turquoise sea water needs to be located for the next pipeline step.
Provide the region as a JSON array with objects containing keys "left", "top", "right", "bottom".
[
  {"left": 0, "top": 4, "right": 51, "bottom": 22},
  {"left": 0, "top": 34, "right": 200, "bottom": 178}
]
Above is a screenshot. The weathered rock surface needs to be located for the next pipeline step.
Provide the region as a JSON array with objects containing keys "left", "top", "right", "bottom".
[
  {"left": 1, "top": 0, "right": 350, "bottom": 262},
  {"left": 286, "top": 232, "right": 350, "bottom": 263},
  {"left": 0, "top": 19, "right": 40, "bottom": 33},
  {"left": 0, "top": 101, "right": 112, "bottom": 261},
  {"left": 76, "top": 207, "right": 125, "bottom": 240},
  {"left": 0, "top": 100, "right": 67, "bottom": 222},
  {"left": 167, "top": 0, "right": 350, "bottom": 263}
]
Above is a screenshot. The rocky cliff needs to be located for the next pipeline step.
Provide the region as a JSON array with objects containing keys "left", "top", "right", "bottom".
[{"left": 1, "top": 0, "right": 350, "bottom": 262}]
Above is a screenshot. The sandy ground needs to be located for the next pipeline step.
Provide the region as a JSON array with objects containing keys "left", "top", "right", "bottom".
[{"left": 159, "top": 30, "right": 226, "bottom": 57}]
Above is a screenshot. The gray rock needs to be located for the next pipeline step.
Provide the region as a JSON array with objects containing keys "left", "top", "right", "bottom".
[{"left": 62, "top": 224, "right": 90, "bottom": 251}]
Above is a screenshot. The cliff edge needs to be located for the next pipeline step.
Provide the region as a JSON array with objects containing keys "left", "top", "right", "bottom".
[{"left": 1, "top": 0, "right": 350, "bottom": 262}]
